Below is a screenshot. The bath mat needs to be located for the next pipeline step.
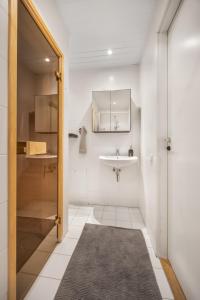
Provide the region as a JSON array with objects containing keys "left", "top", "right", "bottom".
[{"left": 55, "top": 224, "right": 162, "bottom": 300}]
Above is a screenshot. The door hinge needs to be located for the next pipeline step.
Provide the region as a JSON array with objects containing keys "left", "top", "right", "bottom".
[
  {"left": 55, "top": 216, "right": 61, "bottom": 225},
  {"left": 55, "top": 71, "right": 62, "bottom": 81}
]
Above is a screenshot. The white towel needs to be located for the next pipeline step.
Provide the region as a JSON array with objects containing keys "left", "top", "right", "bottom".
[{"left": 79, "top": 126, "right": 87, "bottom": 153}]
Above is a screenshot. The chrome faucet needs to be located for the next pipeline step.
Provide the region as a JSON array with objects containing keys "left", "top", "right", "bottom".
[{"left": 116, "top": 148, "right": 120, "bottom": 156}]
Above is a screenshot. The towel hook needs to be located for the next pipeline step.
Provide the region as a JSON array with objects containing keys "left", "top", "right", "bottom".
[{"left": 79, "top": 126, "right": 87, "bottom": 134}]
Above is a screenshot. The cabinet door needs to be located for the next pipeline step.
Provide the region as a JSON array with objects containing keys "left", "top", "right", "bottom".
[
  {"left": 35, "top": 96, "right": 51, "bottom": 132},
  {"left": 35, "top": 95, "right": 58, "bottom": 133}
]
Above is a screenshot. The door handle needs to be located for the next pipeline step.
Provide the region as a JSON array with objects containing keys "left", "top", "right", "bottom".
[{"left": 165, "top": 137, "right": 171, "bottom": 151}]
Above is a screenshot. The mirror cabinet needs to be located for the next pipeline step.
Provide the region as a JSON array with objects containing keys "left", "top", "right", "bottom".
[{"left": 92, "top": 89, "right": 131, "bottom": 133}]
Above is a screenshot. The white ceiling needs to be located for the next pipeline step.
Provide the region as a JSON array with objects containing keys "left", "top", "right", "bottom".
[{"left": 56, "top": 0, "right": 158, "bottom": 69}]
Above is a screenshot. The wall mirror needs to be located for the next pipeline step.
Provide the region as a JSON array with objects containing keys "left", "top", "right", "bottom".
[{"left": 92, "top": 89, "right": 131, "bottom": 132}]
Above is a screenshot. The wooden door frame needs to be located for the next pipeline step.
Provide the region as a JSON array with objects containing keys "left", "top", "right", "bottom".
[{"left": 8, "top": 0, "right": 64, "bottom": 299}]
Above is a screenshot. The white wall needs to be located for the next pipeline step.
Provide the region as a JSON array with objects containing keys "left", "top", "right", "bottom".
[
  {"left": 69, "top": 66, "right": 143, "bottom": 207},
  {"left": 139, "top": 0, "right": 169, "bottom": 252},
  {"left": 0, "top": 1, "right": 8, "bottom": 299},
  {"left": 33, "top": 0, "right": 70, "bottom": 235}
]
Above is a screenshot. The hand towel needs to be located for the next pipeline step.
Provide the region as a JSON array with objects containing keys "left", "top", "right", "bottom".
[{"left": 79, "top": 126, "right": 87, "bottom": 153}]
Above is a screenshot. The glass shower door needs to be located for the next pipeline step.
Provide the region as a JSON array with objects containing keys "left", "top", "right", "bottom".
[{"left": 17, "top": 1, "right": 60, "bottom": 298}]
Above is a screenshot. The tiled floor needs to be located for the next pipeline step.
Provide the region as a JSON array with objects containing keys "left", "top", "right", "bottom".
[{"left": 24, "top": 205, "right": 174, "bottom": 300}]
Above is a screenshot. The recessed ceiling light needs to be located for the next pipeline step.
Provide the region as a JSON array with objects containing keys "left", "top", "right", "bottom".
[
  {"left": 44, "top": 57, "right": 50, "bottom": 62},
  {"left": 109, "top": 76, "right": 114, "bottom": 81},
  {"left": 113, "top": 101, "right": 116, "bottom": 105},
  {"left": 107, "top": 49, "right": 113, "bottom": 55}
]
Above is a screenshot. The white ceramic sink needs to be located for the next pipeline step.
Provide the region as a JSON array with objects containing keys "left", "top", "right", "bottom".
[{"left": 99, "top": 155, "right": 138, "bottom": 169}]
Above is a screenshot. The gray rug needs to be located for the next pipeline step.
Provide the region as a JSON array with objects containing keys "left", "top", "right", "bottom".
[{"left": 55, "top": 224, "right": 162, "bottom": 300}]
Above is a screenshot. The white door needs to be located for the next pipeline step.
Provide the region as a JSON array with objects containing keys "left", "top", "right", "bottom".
[{"left": 168, "top": 1, "right": 200, "bottom": 299}]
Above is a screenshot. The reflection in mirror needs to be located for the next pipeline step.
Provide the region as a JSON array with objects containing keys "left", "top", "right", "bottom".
[
  {"left": 35, "top": 95, "right": 58, "bottom": 133},
  {"left": 93, "top": 91, "right": 111, "bottom": 132},
  {"left": 92, "top": 89, "right": 131, "bottom": 133},
  {"left": 111, "top": 89, "right": 131, "bottom": 132}
]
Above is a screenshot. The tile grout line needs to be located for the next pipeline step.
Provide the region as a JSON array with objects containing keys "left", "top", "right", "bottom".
[{"left": 38, "top": 274, "right": 61, "bottom": 281}]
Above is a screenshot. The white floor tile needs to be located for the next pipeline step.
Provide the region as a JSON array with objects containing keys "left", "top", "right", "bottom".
[
  {"left": 68, "top": 208, "right": 78, "bottom": 217},
  {"left": 71, "top": 216, "right": 88, "bottom": 226},
  {"left": 93, "top": 205, "right": 104, "bottom": 211},
  {"left": 24, "top": 276, "right": 60, "bottom": 300},
  {"left": 69, "top": 223, "right": 85, "bottom": 230},
  {"left": 87, "top": 217, "right": 102, "bottom": 225},
  {"left": 69, "top": 204, "right": 81, "bottom": 209},
  {"left": 144, "top": 235, "right": 153, "bottom": 248},
  {"left": 68, "top": 216, "right": 74, "bottom": 224},
  {"left": 92, "top": 206, "right": 104, "bottom": 219},
  {"left": 76, "top": 211, "right": 91, "bottom": 217},
  {"left": 102, "top": 211, "right": 116, "bottom": 220},
  {"left": 116, "top": 206, "right": 129, "bottom": 212},
  {"left": 127, "top": 208, "right": 145, "bottom": 229},
  {"left": 116, "top": 220, "right": 132, "bottom": 229},
  {"left": 103, "top": 206, "right": 116, "bottom": 213},
  {"left": 92, "top": 211, "right": 103, "bottom": 219},
  {"left": 54, "top": 237, "right": 78, "bottom": 256},
  {"left": 76, "top": 208, "right": 92, "bottom": 217},
  {"left": 141, "top": 227, "right": 148, "bottom": 237},
  {"left": 41, "top": 254, "right": 70, "bottom": 280},
  {"left": 129, "top": 207, "right": 141, "bottom": 215},
  {"left": 130, "top": 215, "right": 144, "bottom": 224},
  {"left": 116, "top": 211, "right": 130, "bottom": 221},
  {"left": 79, "top": 206, "right": 94, "bottom": 213},
  {"left": 129, "top": 208, "right": 143, "bottom": 220},
  {"left": 101, "top": 219, "right": 116, "bottom": 226},
  {"left": 154, "top": 269, "right": 174, "bottom": 299},
  {"left": 67, "top": 224, "right": 84, "bottom": 239},
  {"left": 148, "top": 248, "right": 162, "bottom": 269},
  {"left": 131, "top": 221, "right": 145, "bottom": 230}
]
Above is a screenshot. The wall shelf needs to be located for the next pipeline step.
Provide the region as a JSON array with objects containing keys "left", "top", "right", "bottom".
[{"left": 26, "top": 154, "right": 57, "bottom": 159}]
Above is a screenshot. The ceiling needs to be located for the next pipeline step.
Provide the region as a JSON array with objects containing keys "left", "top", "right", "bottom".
[{"left": 56, "top": 0, "right": 158, "bottom": 69}]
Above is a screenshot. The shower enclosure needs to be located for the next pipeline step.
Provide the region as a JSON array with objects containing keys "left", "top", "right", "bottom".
[{"left": 13, "top": 1, "right": 64, "bottom": 298}]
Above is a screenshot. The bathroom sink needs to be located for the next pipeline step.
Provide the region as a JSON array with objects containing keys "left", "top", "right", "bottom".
[{"left": 99, "top": 155, "right": 138, "bottom": 169}]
